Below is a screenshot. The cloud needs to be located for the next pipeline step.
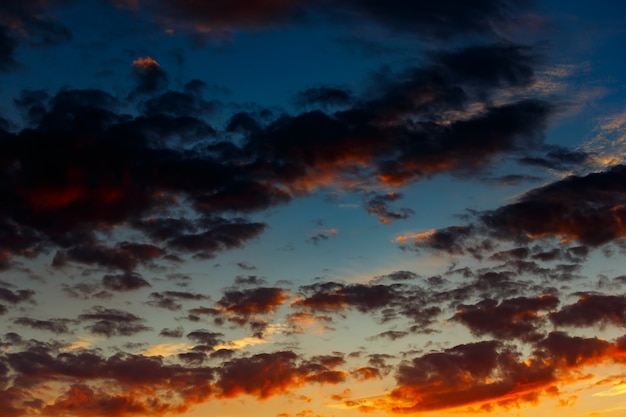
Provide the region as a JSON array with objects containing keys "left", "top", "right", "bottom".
[
  {"left": 452, "top": 295, "right": 559, "bottom": 341},
  {"left": 215, "top": 351, "right": 346, "bottom": 399},
  {"left": 13, "top": 317, "right": 73, "bottom": 334},
  {"left": 365, "top": 192, "right": 414, "bottom": 223},
  {"left": 0, "top": 29, "right": 554, "bottom": 274},
  {"left": 0, "top": 1, "right": 73, "bottom": 72},
  {"left": 78, "top": 306, "right": 152, "bottom": 337},
  {"left": 294, "top": 281, "right": 400, "bottom": 313},
  {"left": 159, "top": 326, "right": 184, "bottom": 338},
  {"left": 550, "top": 294, "right": 626, "bottom": 329},
  {"left": 53, "top": 243, "right": 165, "bottom": 271},
  {"left": 518, "top": 144, "right": 590, "bottom": 170},
  {"left": 61, "top": 282, "right": 112, "bottom": 300},
  {"left": 131, "top": 57, "right": 168, "bottom": 95},
  {"left": 308, "top": 228, "right": 338, "bottom": 245},
  {"left": 147, "top": 291, "right": 209, "bottom": 311},
  {"left": 186, "top": 330, "right": 223, "bottom": 349},
  {"left": 133, "top": 0, "right": 308, "bottom": 33},
  {"left": 479, "top": 165, "right": 626, "bottom": 246},
  {"left": 333, "top": 0, "right": 530, "bottom": 39},
  {"left": 401, "top": 164, "right": 626, "bottom": 258},
  {"left": 123, "top": 0, "right": 530, "bottom": 43},
  {"left": 217, "top": 287, "right": 290, "bottom": 318},
  {"left": 2, "top": 345, "right": 215, "bottom": 416},
  {"left": 102, "top": 272, "right": 151, "bottom": 292},
  {"left": 0, "top": 287, "right": 35, "bottom": 304},
  {"left": 389, "top": 331, "right": 626, "bottom": 413}
]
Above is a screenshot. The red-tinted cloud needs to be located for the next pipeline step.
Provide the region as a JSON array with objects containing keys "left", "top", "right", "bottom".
[
  {"left": 215, "top": 351, "right": 346, "bottom": 399},
  {"left": 550, "top": 294, "right": 626, "bottom": 329},
  {"left": 217, "top": 287, "right": 289, "bottom": 317},
  {"left": 388, "top": 331, "right": 626, "bottom": 413}
]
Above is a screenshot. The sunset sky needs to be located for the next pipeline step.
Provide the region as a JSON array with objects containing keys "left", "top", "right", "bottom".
[{"left": 2, "top": 1, "right": 626, "bottom": 416}]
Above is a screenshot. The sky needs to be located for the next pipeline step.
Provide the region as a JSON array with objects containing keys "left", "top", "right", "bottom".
[{"left": 1, "top": 1, "right": 626, "bottom": 416}]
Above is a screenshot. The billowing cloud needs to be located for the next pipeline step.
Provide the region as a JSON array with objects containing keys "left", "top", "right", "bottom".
[
  {"left": 294, "top": 282, "right": 399, "bottom": 313},
  {"left": 452, "top": 295, "right": 559, "bottom": 341},
  {"left": 1, "top": 342, "right": 215, "bottom": 416},
  {"left": 550, "top": 294, "right": 626, "bottom": 329},
  {"left": 405, "top": 165, "right": 626, "bottom": 256},
  {"left": 215, "top": 351, "right": 346, "bottom": 399},
  {"left": 389, "top": 331, "right": 626, "bottom": 413}
]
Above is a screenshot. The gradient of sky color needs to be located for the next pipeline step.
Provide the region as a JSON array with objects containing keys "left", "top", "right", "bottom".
[{"left": 1, "top": 1, "right": 626, "bottom": 417}]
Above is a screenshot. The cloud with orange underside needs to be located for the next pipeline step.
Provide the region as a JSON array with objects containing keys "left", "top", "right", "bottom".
[{"left": 380, "top": 332, "right": 626, "bottom": 414}]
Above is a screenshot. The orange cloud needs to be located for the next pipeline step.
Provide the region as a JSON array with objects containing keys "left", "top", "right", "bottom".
[
  {"left": 385, "top": 333, "right": 626, "bottom": 414},
  {"left": 132, "top": 56, "right": 160, "bottom": 69}
]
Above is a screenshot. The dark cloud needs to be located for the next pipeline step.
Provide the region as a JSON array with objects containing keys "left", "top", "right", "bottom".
[
  {"left": 215, "top": 351, "right": 346, "bottom": 399},
  {"left": 0, "top": 85, "right": 278, "bottom": 269},
  {"left": 307, "top": 231, "right": 336, "bottom": 245},
  {"left": 159, "top": 326, "right": 184, "bottom": 338},
  {"left": 102, "top": 272, "right": 151, "bottom": 292},
  {"left": 335, "top": 0, "right": 530, "bottom": 39},
  {"left": 535, "top": 331, "right": 612, "bottom": 368},
  {"left": 235, "top": 262, "right": 257, "bottom": 271},
  {"left": 178, "top": 351, "right": 207, "bottom": 365},
  {"left": 78, "top": 306, "right": 151, "bottom": 337},
  {"left": 53, "top": 243, "right": 164, "bottom": 271},
  {"left": 0, "top": 219, "right": 46, "bottom": 271},
  {"left": 14, "top": 90, "right": 49, "bottom": 126},
  {"left": 61, "top": 282, "right": 112, "bottom": 300},
  {"left": 372, "top": 270, "right": 418, "bottom": 282},
  {"left": 369, "top": 330, "right": 408, "bottom": 341},
  {"left": 131, "top": 57, "right": 168, "bottom": 95},
  {"left": 0, "top": 1, "right": 73, "bottom": 72},
  {"left": 133, "top": 0, "right": 530, "bottom": 42},
  {"left": 186, "top": 330, "right": 223, "bottom": 349},
  {"left": 137, "top": 0, "right": 308, "bottom": 32},
  {"left": 350, "top": 366, "right": 382, "bottom": 381},
  {"left": 294, "top": 282, "right": 400, "bottom": 313},
  {"left": 2, "top": 344, "right": 215, "bottom": 416},
  {"left": 487, "top": 173, "right": 543, "bottom": 185},
  {"left": 550, "top": 294, "right": 626, "bottom": 329},
  {"left": 13, "top": 317, "right": 72, "bottom": 334},
  {"left": 480, "top": 165, "right": 626, "bottom": 246},
  {"left": 0, "top": 287, "right": 35, "bottom": 304},
  {"left": 147, "top": 291, "right": 209, "bottom": 311},
  {"left": 519, "top": 145, "right": 590, "bottom": 170},
  {"left": 406, "top": 165, "right": 626, "bottom": 257},
  {"left": 365, "top": 191, "right": 414, "bottom": 223},
  {"left": 217, "top": 287, "right": 289, "bottom": 317},
  {"left": 0, "top": 30, "right": 552, "bottom": 273},
  {"left": 452, "top": 295, "right": 559, "bottom": 341},
  {"left": 391, "top": 340, "right": 551, "bottom": 412},
  {"left": 167, "top": 217, "right": 267, "bottom": 257},
  {"left": 234, "top": 274, "right": 266, "bottom": 286}
]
